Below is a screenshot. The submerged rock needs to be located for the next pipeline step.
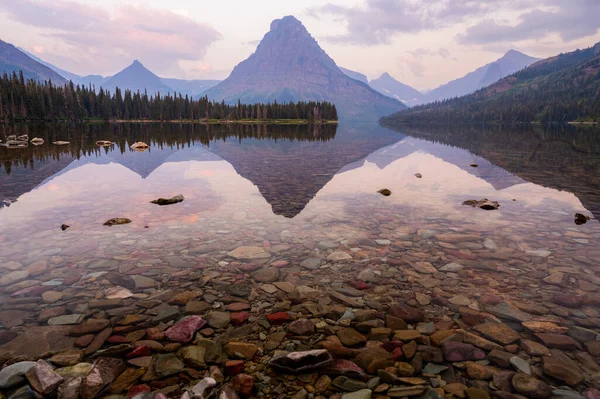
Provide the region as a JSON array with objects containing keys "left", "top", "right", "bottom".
[
  {"left": 103, "top": 218, "right": 132, "bottom": 226},
  {"left": 151, "top": 194, "right": 185, "bottom": 206},
  {"left": 574, "top": 213, "right": 590, "bottom": 225},
  {"left": 463, "top": 198, "right": 500, "bottom": 210},
  {"left": 377, "top": 189, "right": 391, "bottom": 196},
  {"left": 269, "top": 349, "right": 332, "bottom": 373},
  {"left": 130, "top": 141, "right": 149, "bottom": 151},
  {"left": 0, "top": 361, "right": 36, "bottom": 389}
]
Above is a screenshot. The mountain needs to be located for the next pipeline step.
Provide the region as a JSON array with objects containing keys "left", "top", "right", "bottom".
[
  {"left": 0, "top": 40, "right": 67, "bottom": 85},
  {"left": 203, "top": 16, "right": 404, "bottom": 119},
  {"left": 425, "top": 50, "right": 540, "bottom": 103},
  {"left": 381, "top": 42, "right": 600, "bottom": 124},
  {"left": 339, "top": 67, "right": 369, "bottom": 84},
  {"left": 161, "top": 78, "right": 221, "bottom": 97},
  {"left": 102, "top": 60, "right": 173, "bottom": 95},
  {"left": 369, "top": 72, "right": 425, "bottom": 107}
]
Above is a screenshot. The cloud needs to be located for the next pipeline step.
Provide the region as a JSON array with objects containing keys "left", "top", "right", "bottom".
[
  {"left": 458, "top": 2, "right": 600, "bottom": 45},
  {"left": 308, "top": 0, "right": 520, "bottom": 45},
  {"left": 308, "top": 0, "right": 598, "bottom": 46},
  {"left": 0, "top": 0, "right": 222, "bottom": 76}
]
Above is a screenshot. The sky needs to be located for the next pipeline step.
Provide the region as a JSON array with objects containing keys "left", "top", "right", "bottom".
[{"left": 0, "top": 0, "right": 599, "bottom": 90}]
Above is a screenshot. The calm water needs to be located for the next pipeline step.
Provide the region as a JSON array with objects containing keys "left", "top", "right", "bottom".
[{"left": 0, "top": 122, "right": 599, "bottom": 359}]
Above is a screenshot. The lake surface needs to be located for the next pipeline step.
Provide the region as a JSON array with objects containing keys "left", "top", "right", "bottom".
[{"left": 0, "top": 122, "right": 599, "bottom": 397}]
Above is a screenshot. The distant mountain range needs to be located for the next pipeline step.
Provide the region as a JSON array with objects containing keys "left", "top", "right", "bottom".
[
  {"left": 381, "top": 42, "right": 600, "bottom": 123},
  {"left": 202, "top": 16, "right": 404, "bottom": 119},
  {"left": 369, "top": 73, "right": 426, "bottom": 107},
  {"left": 424, "top": 50, "right": 540, "bottom": 103},
  {"left": 8, "top": 47, "right": 221, "bottom": 97}
]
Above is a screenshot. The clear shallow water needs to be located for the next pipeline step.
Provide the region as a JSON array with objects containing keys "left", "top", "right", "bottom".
[
  {"left": 0, "top": 122, "right": 600, "bottom": 393},
  {"left": 1, "top": 123, "right": 599, "bottom": 286}
]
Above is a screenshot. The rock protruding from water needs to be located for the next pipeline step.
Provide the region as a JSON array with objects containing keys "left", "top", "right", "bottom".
[
  {"left": 103, "top": 218, "right": 132, "bottom": 226},
  {"left": 463, "top": 198, "right": 500, "bottom": 210},
  {"left": 151, "top": 194, "right": 185, "bottom": 206}
]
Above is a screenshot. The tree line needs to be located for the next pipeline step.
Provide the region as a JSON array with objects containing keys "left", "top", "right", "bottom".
[{"left": 0, "top": 71, "right": 338, "bottom": 122}]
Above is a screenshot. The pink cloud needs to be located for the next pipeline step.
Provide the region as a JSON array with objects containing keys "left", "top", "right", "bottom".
[{"left": 0, "top": 0, "right": 222, "bottom": 76}]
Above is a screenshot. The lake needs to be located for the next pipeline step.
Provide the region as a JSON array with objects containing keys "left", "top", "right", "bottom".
[{"left": 0, "top": 122, "right": 599, "bottom": 397}]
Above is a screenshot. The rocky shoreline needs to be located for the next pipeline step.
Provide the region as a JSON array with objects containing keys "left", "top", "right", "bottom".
[{"left": 0, "top": 233, "right": 599, "bottom": 399}]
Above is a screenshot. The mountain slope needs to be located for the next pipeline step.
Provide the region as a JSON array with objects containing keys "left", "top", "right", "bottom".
[
  {"left": 339, "top": 67, "right": 369, "bottom": 84},
  {"left": 20, "top": 49, "right": 81, "bottom": 82},
  {"left": 381, "top": 42, "right": 600, "bottom": 124},
  {"left": 102, "top": 60, "right": 173, "bottom": 95},
  {"left": 203, "top": 16, "right": 404, "bottom": 119},
  {"left": 0, "top": 40, "right": 67, "bottom": 85},
  {"left": 369, "top": 73, "right": 425, "bottom": 107},
  {"left": 425, "top": 50, "right": 540, "bottom": 103},
  {"left": 161, "top": 78, "right": 221, "bottom": 97}
]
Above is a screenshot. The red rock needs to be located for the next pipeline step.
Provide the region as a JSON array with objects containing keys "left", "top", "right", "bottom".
[
  {"left": 230, "top": 373, "right": 254, "bottom": 396},
  {"left": 389, "top": 304, "right": 425, "bottom": 322},
  {"left": 145, "top": 328, "right": 164, "bottom": 341},
  {"left": 226, "top": 303, "right": 250, "bottom": 311},
  {"left": 271, "top": 260, "right": 289, "bottom": 268},
  {"left": 127, "top": 385, "right": 151, "bottom": 398},
  {"left": 75, "top": 334, "right": 95, "bottom": 348},
  {"left": 351, "top": 281, "right": 370, "bottom": 290},
  {"left": 432, "top": 296, "right": 450, "bottom": 306},
  {"left": 69, "top": 320, "right": 111, "bottom": 336},
  {"left": 238, "top": 263, "right": 263, "bottom": 272},
  {"left": 551, "top": 293, "right": 584, "bottom": 308},
  {"left": 584, "top": 293, "right": 600, "bottom": 306},
  {"left": 535, "top": 333, "right": 582, "bottom": 350},
  {"left": 325, "top": 359, "right": 368, "bottom": 380},
  {"left": 107, "top": 335, "right": 131, "bottom": 344},
  {"left": 199, "top": 328, "right": 214, "bottom": 336},
  {"left": 381, "top": 341, "right": 402, "bottom": 352},
  {"left": 38, "top": 307, "right": 67, "bottom": 323},
  {"left": 585, "top": 341, "right": 600, "bottom": 357},
  {"left": 459, "top": 308, "right": 486, "bottom": 326},
  {"left": 479, "top": 295, "right": 503, "bottom": 305},
  {"left": 267, "top": 312, "right": 290, "bottom": 324},
  {"left": 442, "top": 341, "right": 486, "bottom": 361},
  {"left": 11, "top": 285, "right": 53, "bottom": 297},
  {"left": 126, "top": 345, "right": 152, "bottom": 358},
  {"left": 391, "top": 347, "right": 404, "bottom": 360},
  {"left": 225, "top": 360, "right": 245, "bottom": 375},
  {"left": 230, "top": 312, "right": 251, "bottom": 326},
  {"left": 164, "top": 316, "right": 206, "bottom": 343}
]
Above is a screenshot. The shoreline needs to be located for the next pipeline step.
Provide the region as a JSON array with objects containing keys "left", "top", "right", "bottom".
[{"left": 0, "top": 119, "right": 339, "bottom": 125}]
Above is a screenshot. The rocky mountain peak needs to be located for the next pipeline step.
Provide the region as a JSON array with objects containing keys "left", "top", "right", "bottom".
[{"left": 203, "top": 16, "right": 404, "bottom": 119}]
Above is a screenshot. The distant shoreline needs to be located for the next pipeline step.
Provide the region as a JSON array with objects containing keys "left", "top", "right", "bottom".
[{"left": 1, "top": 119, "right": 338, "bottom": 125}]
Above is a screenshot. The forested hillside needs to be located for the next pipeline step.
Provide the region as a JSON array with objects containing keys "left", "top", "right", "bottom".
[
  {"left": 0, "top": 71, "right": 337, "bottom": 122},
  {"left": 381, "top": 43, "right": 600, "bottom": 124}
]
